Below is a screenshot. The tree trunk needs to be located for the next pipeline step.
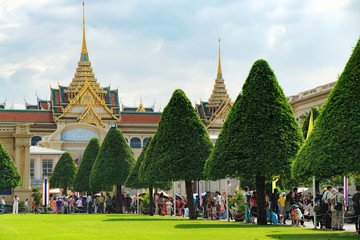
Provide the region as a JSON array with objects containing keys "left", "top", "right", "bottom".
[
  {"left": 149, "top": 187, "right": 154, "bottom": 216},
  {"left": 315, "top": 180, "right": 320, "bottom": 194},
  {"left": 185, "top": 181, "right": 196, "bottom": 220},
  {"left": 256, "top": 175, "right": 267, "bottom": 225},
  {"left": 63, "top": 187, "right": 67, "bottom": 197},
  {"left": 115, "top": 184, "right": 123, "bottom": 213}
]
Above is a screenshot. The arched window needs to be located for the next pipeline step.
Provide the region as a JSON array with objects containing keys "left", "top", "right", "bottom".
[
  {"left": 125, "top": 138, "right": 129, "bottom": 144},
  {"left": 130, "top": 137, "right": 141, "bottom": 148},
  {"left": 143, "top": 137, "right": 149, "bottom": 147},
  {"left": 31, "top": 136, "right": 42, "bottom": 146}
]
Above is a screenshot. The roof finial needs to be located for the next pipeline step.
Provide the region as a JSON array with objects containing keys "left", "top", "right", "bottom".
[
  {"left": 217, "top": 38, "right": 222, "bottom": 79},
  {"left": 81, "top": 1, "right": 88, "bottom": 60}
]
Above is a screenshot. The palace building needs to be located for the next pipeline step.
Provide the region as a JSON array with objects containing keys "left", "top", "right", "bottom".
[
  {"left": 0, "top": 4, "right": 161, "bottom": 198},
  {"left": 195, "top": 40, "right": 232, "bottom": 140},
  {"left": 0, "top": 4, "right": 337, "bottom": 197}
]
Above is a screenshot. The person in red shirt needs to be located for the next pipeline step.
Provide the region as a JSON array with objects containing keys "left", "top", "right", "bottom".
[{"left": 250, "top": 191, "right": 257, "bottom": 224}]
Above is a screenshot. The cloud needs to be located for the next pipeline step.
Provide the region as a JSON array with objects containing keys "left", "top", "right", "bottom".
[{"left": 0, "top": 0, "right": 359, "bottom": 110}]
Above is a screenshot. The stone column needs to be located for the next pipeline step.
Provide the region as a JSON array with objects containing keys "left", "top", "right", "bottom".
[{"left": 12, "top": 124, "right": 32, "bottom": 206}]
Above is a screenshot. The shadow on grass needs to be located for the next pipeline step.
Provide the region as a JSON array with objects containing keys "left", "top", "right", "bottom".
[
  {"left": 175, "top": 224, "right": 247, "bottom": 229},
  {"left": 104, "top": 218, "right": 186, "bottom": 222},
  {"left": 174, "top": 223, "right": 287, "bottom": 229},
  {"left": 266, "top": 233, "right": 357, "bottom": 239}
]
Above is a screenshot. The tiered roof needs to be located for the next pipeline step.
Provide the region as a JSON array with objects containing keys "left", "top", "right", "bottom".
[
  {"left": 65, "top": 3, "right": 106, "bottom": 100},
  {"left": 195, "top": 40, "right": 232, "bottom": 127},
  {"left": 207, "top": 39, "right": 230, "bottom": 110}
]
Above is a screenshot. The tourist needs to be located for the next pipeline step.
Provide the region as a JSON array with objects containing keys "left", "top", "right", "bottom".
[
  {"left": 250, "top": 191, "right": 257, "bottom": 224},
  {"left": 283, "top": 191, "right": 292, "bottom": 224},
  {"left": 293, "top": 205, "right": 303, "bottom": 227},
  {"left": 330, "top": 188, "right": 338, "bottom": 230},
  {"left": 322, "top": 186, "right": 333, "bottom": 229},
  {"left": 166, "top": 198, "right": 172, "bottom": 216},
  {"left": 105, "top": 194, "right": 112, "bottom": 213},
  {"left": 87, "top": 194, "right": 92, "bottom": 214},
  {"left": 99, "top": 194, "right": 104, "bottom": 214},
  {"left": 205, "top": 192, "right": 212, "bottom": 220},
  {"left": 184, "top": 204, "right": 189, "bottom": 217},
  {"left": 278, "top": 192, "right": 286, "bottom": 223},
  {"left": 243, "top": 186, "right": 251, "bottom": 223},
  {"left": 24, "top": 199, "right": 29, "bottom": 214},
  {"left": 305, "top": 200, "right": 314, "bottom": 225},
  {"left": 1, "top": 196, "right": 5, "bottom": 214},
  {"left": 270, "top": 189, "right": 280, "bottom": 221},
  {"left": 353, "top": 186, "right": 360, "bottom": 234},
  {"left": 63, "top": 199, "right": 69, "bottom": 214},
  {"left": 12, "top": 195, "right": 20, "bottom": 214},
  {"left": 76, "top": 197, "right": 83, "bottom": 213},
  {"left": 56, "top": 198, "right": 63, "bottom": 214},
  {"left": 334, "top": 187, "right": 345, "bottom": 231},
  {"left": 69, "top": 196, "right": 75, "bottom": 213},
  {"left": 125, "top": 194, "right": 132, "bottom": 213}
]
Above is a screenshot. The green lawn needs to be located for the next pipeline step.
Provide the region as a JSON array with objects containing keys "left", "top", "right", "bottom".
[{"left": 0, "top": 214, "right": 357, "bottom": 240}]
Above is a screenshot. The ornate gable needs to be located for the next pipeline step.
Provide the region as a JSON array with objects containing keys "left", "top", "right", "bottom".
[{"left": 55, "top": 82, "right": 119, "bottom": 126}]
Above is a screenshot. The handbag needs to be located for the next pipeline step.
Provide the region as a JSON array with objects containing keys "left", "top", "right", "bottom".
[{"left": 334, "top": 195, "right": 342, "bottom": 211}]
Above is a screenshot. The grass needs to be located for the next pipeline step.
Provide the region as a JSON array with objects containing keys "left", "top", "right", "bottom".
[{"left": 0, "top": 214, "right": 358, "bottom": 240}]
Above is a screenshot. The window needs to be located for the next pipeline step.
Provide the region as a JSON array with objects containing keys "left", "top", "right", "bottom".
[
  {"left": 42, "top": 159, "right": 53, "bottom": 178},
  {"left": 130, "top": 137, "right": 141, "bottom": 148},
  {"left": 143, "top": 137, "right": 149, "bottom": 147},
  {"left": 30, "top": 159, "right": 35, "bottom": 179}
]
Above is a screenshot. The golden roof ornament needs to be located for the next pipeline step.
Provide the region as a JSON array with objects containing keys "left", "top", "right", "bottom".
[
  {"left": 207, "top": 38, "right": 230, "bottom": 110},
  {"left": 65, "top": 1, "right": 106, "bottom": 99}
]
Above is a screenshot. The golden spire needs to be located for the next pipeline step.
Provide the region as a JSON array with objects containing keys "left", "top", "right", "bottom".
[
  {"left": 65, "top": 2, "right": 106, "bottom": 99},
  {"left": 207, "top": 38, "right": 230, "bottom": 110},
  {"left": 217, "top": 38, "right": 222, "bottom": 79},
  {"left": 81, "top": 1, "right": 87, "bottom": 58}
]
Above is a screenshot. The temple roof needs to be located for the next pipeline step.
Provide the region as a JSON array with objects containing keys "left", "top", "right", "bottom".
[
  {"left": 65, "top": 2, "right": 106, "bottom": 99},
  {"left": 207, "top": 39, "right": 230, "bottom": 109}
]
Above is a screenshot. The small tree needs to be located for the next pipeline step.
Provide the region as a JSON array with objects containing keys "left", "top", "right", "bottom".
[
  {"left": 125, "top": 137, "right": 172, "bottom": 215},
  {"left": 140, "top": 89, "right": 213, "bottom": 219},
  {"left": 73, "top": 138, "right": 100, "bottom": 193},
  {"left": 0, "top": 142, "right": 21, "bottom": 192},
  {"left": 90, "top": 127, "right": 135, "bottom": 213},
  {"left": 205, "top": 60, "right": 303, "bottom": 225},
  {"left": 49, "top": 152, "right": 77, "bottom": 196},
  {"left": 293, "top": 37, "right": 360, "bottom": 182}
]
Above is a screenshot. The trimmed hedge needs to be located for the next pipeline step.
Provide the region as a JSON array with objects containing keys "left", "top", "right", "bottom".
[
  {"left": 49, "top": 152, "right": 76, "bottom": 191},
  {"left": 0, "top": 142, "right": 21, "bottom": 192},
  {"left": 73, "top": 138, "right": 100, "bottom": 192},
  {"left": 90, "top": 127, "right": 135, "bottom": 192}
]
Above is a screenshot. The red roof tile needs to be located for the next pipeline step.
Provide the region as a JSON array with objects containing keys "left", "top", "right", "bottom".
[
  {"left": 120, "top": 113, "right": 161, "bottom": 124},
  {"left": 0, "top": 110, "right": 54, "bottom": 122}
]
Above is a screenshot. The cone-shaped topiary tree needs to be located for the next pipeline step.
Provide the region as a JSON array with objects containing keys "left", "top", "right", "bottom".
[
  {"left": 0, "top": 142, "right": 21, "bottom": 192},
  {"left": 293, "top": 37, "right": 360, "bottom": 182},
  {"left": 73, "top": 138, "right": 100, "bottom": 193},
  {"left": 205, "top": 59, "right": 303, "bottom": 225},
  {"left": 49, "top": 152, "right": 77, "bottom": 196},
  {"left": 90, "top": 127, "right": 135, "bottom": 213},
  {"left": 125, "top": 137, "right": 172, "bottom": 216},
  {"left": 139, "top": 89, "right": 213, "bottom": 219}
]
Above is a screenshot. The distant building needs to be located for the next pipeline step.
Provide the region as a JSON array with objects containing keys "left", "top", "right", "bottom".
[{"left": 287, "top": 81, "right": 336, "bottom": 121}]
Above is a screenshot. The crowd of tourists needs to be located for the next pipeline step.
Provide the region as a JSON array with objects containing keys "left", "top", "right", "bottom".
[
  {"left": 4, "top": 185, "right": 360, "bottom": 234},
  {"left": 242, "top": 185, "right": 360, "bottom": 233}
]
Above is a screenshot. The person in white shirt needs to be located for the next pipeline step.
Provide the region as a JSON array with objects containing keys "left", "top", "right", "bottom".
[
  {"left": 12, "top": 195, "right": 20, "bottom": 214},
  {"left": 1, "top": 196, "right": 5, "bottom": 214},
  {"left": 76, "top": 198, "right": 83, "bottom": 213}
]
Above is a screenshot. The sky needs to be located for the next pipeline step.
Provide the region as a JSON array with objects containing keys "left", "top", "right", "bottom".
[{"left": 0, "top": 0, "right": 359, "bottom": 110}]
